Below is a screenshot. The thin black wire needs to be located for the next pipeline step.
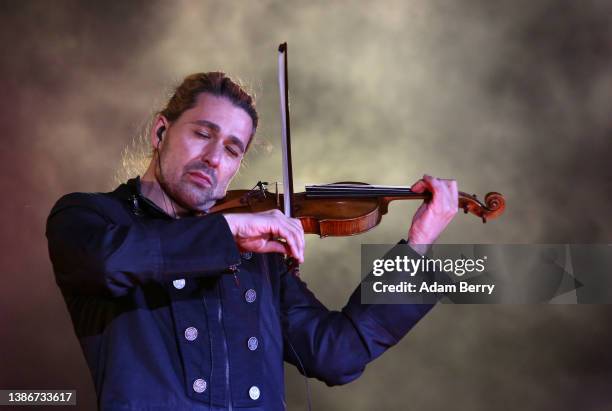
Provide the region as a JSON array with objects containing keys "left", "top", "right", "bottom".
[
  {"left": 156, "top": 139, "right": 178, "bottom": 219},
  {"left": 287, "top": 338, "right": 312, "bottom": 411},
  {"left": 281, "top": 262, "right": 312, "bottom": 411}
]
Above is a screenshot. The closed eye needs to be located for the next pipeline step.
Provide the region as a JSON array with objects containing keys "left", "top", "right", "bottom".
[
  {"left": 226, "top": 146, "right": 239, "bottom": 157},
  {"left": 195, "top": 130, "right": 210, "bottom": 139}
]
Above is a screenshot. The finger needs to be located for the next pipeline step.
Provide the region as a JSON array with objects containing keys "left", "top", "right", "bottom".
[
  {"left": 259, "top": 239, "right": 290, "bottom": 255},
  {"left": 410, "top": 179, "right": 427, "bottom": 193},
  {"left": 290, "top": 217, "right": 304, "bottom": 233},
  {"left": 436, "top": 179, "right": 457, "bottom": 201},
  {"left": 274, "top": 223, "right": 303, "bottom": 263},
  {"left": 267, "top": 214, "right": 302, "bottom": 262},
  {"left": 450, "top": 179, "right": 458, "bottom": 197},
  {"left": 291, "top": 218, "right": 306, "bottom": 261},
  {"left": 446, "top": 179, "right": 459, "bottom": 215},
  {"left": 268, "top": 233, "right": 295, "bottom": 257},
  {"left": 287, "top": 217, "right": 303, "bottom": 238},
  {"left": 411, "top": 176, "right": 434, "bottom": 193},
  {"left": 286, "top": 221, "right": 305, "bottom": 263},
  {"left": 412, "top": 174, "right": 436, "bottom": 191},
  {"left": 443, "top": 179, "right": 458, "bottom": 200},
  {"left": 437, "top": 178, "right": 457, "bottom": 193},
  {"left": 281, "top": 217, "right": 305, "bottom": 262},
  {"left": 434, "top": 179, "right": 451, "bottom": 211},
  {"left": 429, "top": 178, "right": 456, "bottom": 214},
  {"left": 425, "top": 176, "right": 450, "bottom": 212}
]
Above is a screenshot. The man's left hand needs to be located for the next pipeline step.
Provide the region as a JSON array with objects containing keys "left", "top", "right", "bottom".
[{"left": 407, "top": 174, "right": 458, "bottom": 255}]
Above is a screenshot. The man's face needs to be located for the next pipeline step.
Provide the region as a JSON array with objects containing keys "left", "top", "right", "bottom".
[{"left": 155, "top": 93, "right": 253, "bottom": 212}]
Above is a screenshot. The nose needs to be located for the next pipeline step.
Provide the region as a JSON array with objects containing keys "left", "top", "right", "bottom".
[{"left": 201, "top": 141, "right": 223, "bottom": 168}]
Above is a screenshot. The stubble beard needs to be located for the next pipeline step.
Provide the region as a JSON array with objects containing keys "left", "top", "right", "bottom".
[
  {"left": 157, "top": 166, "right": 221, "bottom": 214},
  {"left": 155, "top": 142, "right": 226, "bottom": 213}
]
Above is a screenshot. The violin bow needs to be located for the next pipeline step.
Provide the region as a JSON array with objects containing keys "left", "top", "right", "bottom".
[
  {"left": 277, "top": 42, "right": 301, "bottom": 274},
  {"left": 277, "top": 42, "right": 294, "bottom": 218},
  {"left": 276, "top": 42, "right": 504, "bottom": 236}
]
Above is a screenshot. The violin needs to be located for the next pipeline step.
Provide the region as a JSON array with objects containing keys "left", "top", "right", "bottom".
[
  {"left": 210, "top": 181, "right": 505, "bottom": 237},
  {"left": 210, "top": 43, "right": 505, "bottom": 237}
]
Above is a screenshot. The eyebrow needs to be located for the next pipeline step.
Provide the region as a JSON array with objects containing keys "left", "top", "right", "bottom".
[{"left": 190, "top": 120, "right": 246, "bottom": 153}]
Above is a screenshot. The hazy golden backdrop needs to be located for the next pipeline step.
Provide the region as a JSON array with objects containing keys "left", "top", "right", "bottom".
[{"left": 1, "top": 1, "right": 612, "bottom": 410}]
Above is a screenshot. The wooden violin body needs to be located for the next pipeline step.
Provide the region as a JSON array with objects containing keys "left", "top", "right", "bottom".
[{"left": 210, "top": 183, "right": 506, "bottom": 237}]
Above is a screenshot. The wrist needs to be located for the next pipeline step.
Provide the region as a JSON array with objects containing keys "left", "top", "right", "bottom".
[
  {"left": 222, "top": 214, "right": 238, "bottom": 236},
  {"left": 407, "top": 239, "right": 429, "bottom": 256}
]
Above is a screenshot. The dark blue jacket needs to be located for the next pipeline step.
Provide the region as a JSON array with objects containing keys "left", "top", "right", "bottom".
[{"left": 46, "top": 177, "right": 433, "bottom": 410}]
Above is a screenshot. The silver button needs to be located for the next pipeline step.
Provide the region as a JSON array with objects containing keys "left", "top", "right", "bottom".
[
  {"left": 173, "top": 278, "right": 186, "bottom": 289},
  {"left": 247, "top": 336, "right": 258, "bottom": 351},
  {"left": 184, "top": 327, "right": 198, "bottom": 341},
  {"left": 193, "top": 378, "right": 207, "bottom": 393},
  {"left": 248, "top": 385, "right": 260, "bottom": 400},
  {"left": 245, "top": 288, "right": 256, "bottom": 303},
  {"left": 241, "top": 251, "right": 253, "bottom": 260}
]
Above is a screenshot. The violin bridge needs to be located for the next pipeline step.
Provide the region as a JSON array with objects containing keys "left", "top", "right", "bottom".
[{"left": 257, "top": 181, "right": 268, "bottom": 198}]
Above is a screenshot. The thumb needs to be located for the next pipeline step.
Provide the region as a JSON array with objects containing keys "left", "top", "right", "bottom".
[
  {"left": 258, "top": 239, "right": 291, "bottom": 256},
  {"left": 410, "top": 179, "right": 427, "bottom": 193}
]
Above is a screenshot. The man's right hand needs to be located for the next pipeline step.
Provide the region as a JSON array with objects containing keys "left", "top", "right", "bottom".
[{"left": 223, "top": 210, "right": 305, "bottom": 263}]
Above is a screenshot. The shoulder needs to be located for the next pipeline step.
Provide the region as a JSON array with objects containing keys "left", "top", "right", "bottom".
[
  {"left": 48, "top": 186, "right": 130, "bottom": 223},
  {"left": 49, "top": 192, "right": 104, "bottom": 215},
  {"left": 51, "top": 192, "right": 102, "bottom": 208}
]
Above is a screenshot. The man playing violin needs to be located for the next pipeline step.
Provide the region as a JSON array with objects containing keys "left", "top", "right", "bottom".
[{"left": 46, "top": 72, "right": 458, "bottom": 411}]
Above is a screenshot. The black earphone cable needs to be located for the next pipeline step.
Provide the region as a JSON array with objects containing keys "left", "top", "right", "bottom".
[
  {"left": 155, "top": 127, "right": 178, "bottom": 219},
  {"left": 281, "top": 262, "right": 312, "bottom": 411}
]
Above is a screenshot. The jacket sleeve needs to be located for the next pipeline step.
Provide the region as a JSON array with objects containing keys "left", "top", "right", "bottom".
[
  {"left": 46, "top": 192, "right": 241, "bottom": 298},
  {"left": 280, "top": 242, "right": 435, "bottom": 386}
]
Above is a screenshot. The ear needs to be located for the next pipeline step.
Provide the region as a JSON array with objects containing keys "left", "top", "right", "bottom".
[{"left": 151, "top": 115, "right": 169, "bottom": 150}]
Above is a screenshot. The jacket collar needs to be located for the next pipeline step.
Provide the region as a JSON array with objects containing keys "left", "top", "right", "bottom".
[{"left": 114, "top": 176, "right": 175, "bottom": 219}]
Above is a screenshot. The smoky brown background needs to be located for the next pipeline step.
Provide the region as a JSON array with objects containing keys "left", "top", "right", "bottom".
[{"left": 1, "top": 1, "right": 612, "bottom": 410}]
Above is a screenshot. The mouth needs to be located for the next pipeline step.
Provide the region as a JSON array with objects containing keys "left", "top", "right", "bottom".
[{"left": 187, "top": 171, "right": 213, "bottom": 188}]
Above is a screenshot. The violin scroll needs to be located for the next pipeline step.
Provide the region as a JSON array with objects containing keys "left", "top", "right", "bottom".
[{"left": 458, "top": 191, "right": 505, "bottom": 223}]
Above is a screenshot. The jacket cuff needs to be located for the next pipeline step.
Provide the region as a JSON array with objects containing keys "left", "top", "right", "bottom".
[{"left": 158, "top": 213, "right": 241, "bottom": 276}]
